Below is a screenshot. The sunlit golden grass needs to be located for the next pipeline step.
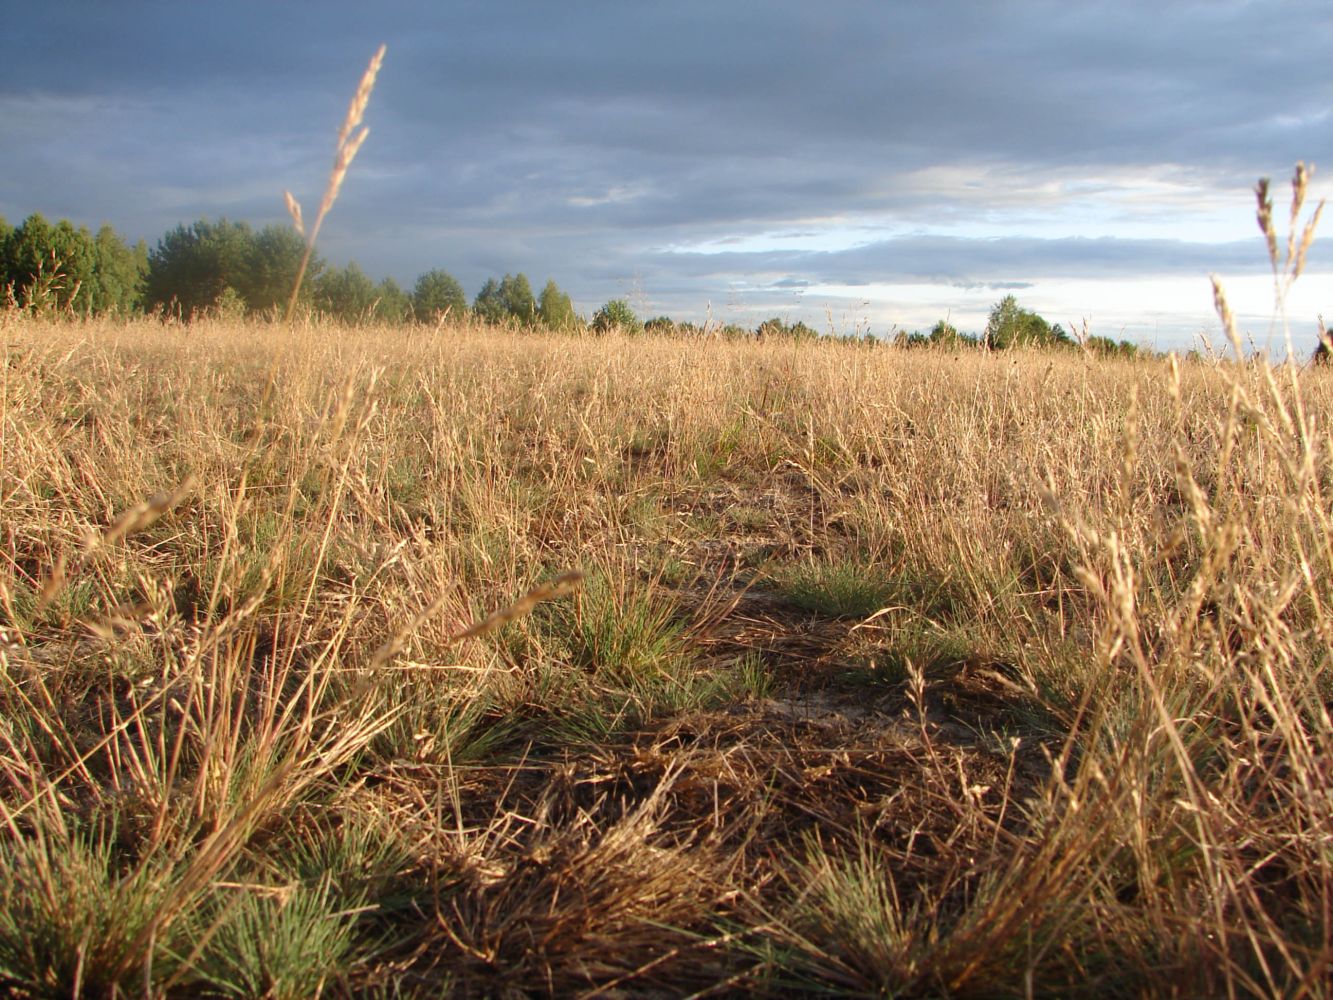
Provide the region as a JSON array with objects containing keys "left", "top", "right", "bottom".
[
  {"left": 5, "top": 31, "right": 1323, "bottom": 995},
  {"left": 1, "top": 308, "right": 1331, "bottom": 995}
]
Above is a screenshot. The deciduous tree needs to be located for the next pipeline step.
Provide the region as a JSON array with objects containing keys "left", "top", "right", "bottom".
[
  {"left": 984, "top": 295, "right": 1072, "bottom": 350},
  {"left": 412, "top": 269, "right": 467, "bottom": 322},
  {"left": 244, "top": 224, "right": 313, "bottom": 316},
  {"left": 591, "top": 299, "right": 642, "bottom": 335},
  {"left": 473, "top": 277, "right": 506, "bottom": 323},
  {"left": 537, "top": 279, "right": 577, "bottom": 329},
  {"left": 499, "top": 272, "right": 536, "bottom": 324},
  {"left": 89, "top": 225, "right": 148, "bottom": 314},
  {"left": 374, "top": 277, "right": 411, "bottom": 323},
  {"left": 144, "top": 218, "right": 320, "bottom": 318},
  {"left": 314, "top": 261, "right": 379, "bottom": 322}
]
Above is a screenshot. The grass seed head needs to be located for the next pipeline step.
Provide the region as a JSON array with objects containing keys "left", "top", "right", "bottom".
[
  {"left": 284, "top": 44, "right": 386, "bottom": 322},
  {"left": 1255, "top": 176, "right": 1279, "bottom": 271},
  {"left": 283, "top": 190, "right": 304, "bottom": 236}
]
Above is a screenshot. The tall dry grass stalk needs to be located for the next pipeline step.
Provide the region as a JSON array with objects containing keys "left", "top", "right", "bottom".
[
  {"left": 1251, "top": 161, "right": 1325, "bottom": 356},
  {"left": 282, "top": 43, "right": 386, "bottom": 322}
]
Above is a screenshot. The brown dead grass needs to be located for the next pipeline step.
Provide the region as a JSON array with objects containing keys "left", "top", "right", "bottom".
[{"left": 1, "top": 313, "right": 1331, "bottom": 996}]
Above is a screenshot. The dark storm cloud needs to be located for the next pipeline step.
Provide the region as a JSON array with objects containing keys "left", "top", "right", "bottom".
[{"left": 1, "top": 1, "right": 1329, "bottom": 330}]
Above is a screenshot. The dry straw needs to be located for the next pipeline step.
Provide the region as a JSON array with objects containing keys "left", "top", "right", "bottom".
[
  {"left": 283, "top": 43, "right": 387, "bottom": 321},
  {"left": 35, "top": 476, "right": 197, "bottom": 613},
  {"left": 369, "top": 570, "right": 585, "bottom": 669},
  {"left": 1253, "top": 162, "right": 1324, "bottom": 313},
  {"left": 1213, "top": 161, "right": 1324, "bottom": 360}
]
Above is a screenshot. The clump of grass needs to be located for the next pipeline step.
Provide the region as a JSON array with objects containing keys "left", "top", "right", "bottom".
[
  {"left": 190, "top": 877, "right": 364, "bottom": 999},
  {"left": 730, "top": 650, "right": 776, "bottom": 700},
  {"left": 0, "top": 827, "right": 181, "bottom": 997},
  {"left": 770, "top": 554, "right": 897, "bottom": 618},
  {"left": 557, "top": 570, "right": 685, "bottom": 680},
  {"left": 494, "top": 566, "right": 728, "bottom": 745}
]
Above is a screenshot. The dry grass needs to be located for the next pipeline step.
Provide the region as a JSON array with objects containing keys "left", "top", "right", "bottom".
[
  {"left": 1, "top": 49, "right": 1328, "bottom": 987},
  {"left": 283, "top": 43, "right": 387, "bottom": 321},
  {"left": 1, "top": 303, "right": 1331, "bottom": 995}
]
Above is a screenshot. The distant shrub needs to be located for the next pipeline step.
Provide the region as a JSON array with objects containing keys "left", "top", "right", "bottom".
[
  {"left": 591, "top": 299, "right": 642, "bottom": 335},
  {"left": 1086, "top": 335, "right": 1140, "bottom": 359},
  {"left": 209, "top": 285, "right": 248, "bottom": 321},
  {"left": 756, "top": 317, "right": 819, "bottom": 340},
  {"left": 984, "top": 295, "right": 1074, "bottom": 350}
]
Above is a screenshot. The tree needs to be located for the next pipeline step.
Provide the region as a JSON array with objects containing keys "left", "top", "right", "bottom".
[
  {"left": 756, "top": 317, "right": 818, "bottom": 340},
  {"left": 373, "top": 277, "right": 412, "bottom": 324},
  {"left": 644, "top": 316, "right": 676, "bottom": 335},
  {"left": 144, "top": 218, "right": 256, "bottom": 317},
  {"left": 144, "top": 218, "right": 320, "bottom": 318},
  {"left": 314, "top": 261, "right": 379, "bottom": 322},
  {"left": 2, "top": 213, "right": 51, "bottom": 279},
  {"left": 983, "top": 295, "right": 1072, "bottom": 350},
  {"left": 90, "top": 225, "right": 148, "bottom": 314},
  {"left": 499, "top": 272, "right": 536, "bottom": 324},
  {"left": 591, "top": 299, "right": 642, "bottom": 335},
  {"left": 928, "top": 319, "right": 971, "bottom": 347},
  {"left": 412, "top": 269, "right": 467, "bottom": 322},
  {"left": 893, "top": 330, "right": 931, "bottom": 348},
  {"left": 537, "top": 279, "right": 577, "bottom": 329},
  {"left": 473, "top": 277, "right": 506, "bottom": 323},
  {"left": 1086, "top": 335, "right": 1139, "bottom": 359},
  {"left": 244, "top": 224, "right": 314, "bottom": 316},
  {"left": 1314, "top": 329, "right": 1333, "bottom": 366},
  {"left": 0, "top": 217, "right": 8, "bottom": 304},
  {"left": 474, "top": 273, "right": 537, "bottom": 325},
  {"left": 2, "top": 213, "right": 58, "bottom": 307},
  {"left": 0, "top": 214, "right": 146, "bottom": 315},
  {"left": 0, "top": 214, "right": 102, "bottom": 314}
]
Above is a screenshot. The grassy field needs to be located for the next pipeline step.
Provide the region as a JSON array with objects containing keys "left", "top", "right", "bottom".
[{"left": 1, "top": 312, "right": 1331, "bottom": 996}]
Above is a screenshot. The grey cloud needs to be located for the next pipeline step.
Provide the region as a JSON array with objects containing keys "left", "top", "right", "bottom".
[{"left": 1, "top": 1, "right": 1329, "bottom": 346}]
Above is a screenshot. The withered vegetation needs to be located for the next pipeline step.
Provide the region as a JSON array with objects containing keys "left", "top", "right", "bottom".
[
  {"left": 1, "top": 296, "right": 1331, "bottom": 995},
  {"left": 2, "top": 44, "right": 1330, "bottom": 992}
]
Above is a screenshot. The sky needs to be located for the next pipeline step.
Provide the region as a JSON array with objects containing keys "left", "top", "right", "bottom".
[{"left": 2, "top": 1, "right": 1331, "bottom": 352}]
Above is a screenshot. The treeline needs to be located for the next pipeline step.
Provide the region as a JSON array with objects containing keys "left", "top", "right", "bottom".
[
  {"left": 0, "top": 213, "right": 578, "bottom": 327},
  {"left": 891, "top": 296, "right": 1142, "bottom": 358},
  {"left": 0, "top": 213, "right": 148, "bottom": 315},
  {"left": 2, "top": 211, "right": 1142, "bottom": 355}
]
